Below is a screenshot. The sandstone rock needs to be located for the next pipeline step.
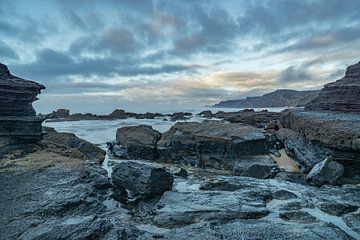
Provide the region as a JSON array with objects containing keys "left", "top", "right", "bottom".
[
  {"left": 306, "top": 61, "right": 360, "bottom": 112},
  {"left": 111, "top": 160, "right": 173, "bottom": 199},
  {"left": 158, "top": 121, "right": 268, "bottom": 170},
  {"left": 115, "top": 125, "right": 161, "bottom": 160},
  {"left": 0, "top": 63, "right": 45, "bottom": 146},
  {"left": 306, "top": 158, "right": 344, "bottom": 186},
  {"left": 233, "top": 155, "right": 278, "bottom": 178}
]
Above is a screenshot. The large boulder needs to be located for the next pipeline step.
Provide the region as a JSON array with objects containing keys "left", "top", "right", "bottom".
[
  {"left": 0, "top": 63, "right": 45, "bottom": 146},
  {"left": 306, "top": 158, "right": 344, "bottom": 186},
  {"left": 115, "top": 125, "right": 161, "bottom": 160},
  {"left": 158, "top": 121, "right": 268, "bottom": 170},
  {"left": 111, "top": 160, "right": 173, "bottom": 199},
  {"left": 306, "top": 61, "right": 360, "bottom": 112}
]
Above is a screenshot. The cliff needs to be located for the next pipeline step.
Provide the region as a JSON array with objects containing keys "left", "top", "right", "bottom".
[
  {"left": 214, "top": 89, "right": 319, "bottom": 108},
  {"left": 306, "top": 61, "right": 360, "bottom": 111}
]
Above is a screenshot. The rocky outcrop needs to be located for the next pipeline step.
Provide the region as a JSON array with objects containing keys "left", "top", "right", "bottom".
[
  {"left": 111, "top": 160, "right": 173, "bottom": 199},
  {"left": 115, "top": 125, "right": 161, "bottom": 160},
  {"left": 281, "top": 109, "right": 360, "bottom": 176},
  {"left": 306, "top": 158, "right": 344, "bottom": 186},
  {"left": 0, "top": 63, "right": 45, "bottom": 146},
  {"left": 0, "top": 130, "right": 131, "bottom": 240},
  {"left": 214, "top": 89, "right": 319, "bottom": 108},
  {"left": 306, "top": 61, "right": 360, "bottom": 111},
  {"left": 158, "top": 121, "right": 268, "bottom": 170}
]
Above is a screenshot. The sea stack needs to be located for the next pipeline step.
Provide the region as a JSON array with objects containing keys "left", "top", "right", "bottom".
[
  {"left": 0, "top": 63, "right": 45, "bottom": 146},
  {"left": 305, "top": 61, "right": 360, "bottom": 111}
]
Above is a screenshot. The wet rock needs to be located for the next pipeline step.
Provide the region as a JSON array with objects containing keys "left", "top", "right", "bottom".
[
  {"left": 343, "top": 210, "right": 360, "bottom": 234},
  {"left": 115, "top": 125, "right": 161, "bottom": 160},
  {"left": 273, "top": 190, "right": 298, "bottom": 200},
  {"left": 280, "top": 109, "right": 360, "bottom": 176},
  {"left": 168, "top": 112, "right": 192, "bottom": 121},
  {"left": 0, "top": 144, "right": 131, "bottom": 239},
  {"left": 158, "top": 121, "right": 268, "bottom": 170},
  {"left": 306, "top": 158, "right": 344, "bottom": 186},
  {"left": 152, "top": 190, "right": 269, "bottom": 228},
  {"left": 233, "top": 155, "right": 278, "bottom": 179},
  {"left": 162, "top": 219, "right": 353, "bottom": 240},
  {"left": 284, "top": 138, "right": 331, "bottom": 173},
  {"left": 318, "top": 202, "right": 358, "bottom": 216},
  {"left": 198, "top": 110, "right": 213, "bottom": 118},
  {"left": 241, "top": 163, "right": 276, "bottom": 179},
  {"left": 306, "top": 61, "right": 360, "bottom": 112},
  {"left": 111, "top": 160, "right": 173, "bottom": 199},
  {"left": 279, "top": 211, "right": 318, "bottom": 223},
  {"left": 274, "top": 172, "right": 308, "bottom": 185},
  {"left": 170, "top": 166, "right": 188, "bottom": 178}
]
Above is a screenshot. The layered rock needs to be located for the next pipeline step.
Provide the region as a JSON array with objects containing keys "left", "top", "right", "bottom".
[
  {"left": 0, "top": 63, "right": 45, "bottom": 146},
  {"left": 158, "top": 121, "right": 269, "bottom": 170},
  {"left": 306, "top": 61, "right": 360, "bottom": 111},
  {"left": 280, "top": 109, "right": 360, "bottom": 176}
]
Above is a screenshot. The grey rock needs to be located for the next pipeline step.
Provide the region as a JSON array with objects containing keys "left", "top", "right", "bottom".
[
  {"left": 170, "top": 166, "right": 188, "bottom": 178},
  {"left": 111, "top": 160, "right": 173, "bottom": 199},
  {"left": 318, "top": 202, "right": 358, "bottom": 216},
  {"left": 284, "top": 137, "right": 331, "bottom": 173},
  {"left": 115, "top": 125, "right": 161, "bottom": 160},
  {"left": 158, "top": 121, "right": 268, "bottom": 170},
  {"left": 343, "top": 210, "right": 360, "bottom": 234},
  {"left": 279, "top": 211, "right": 318, "bottom": 223},
  {"left": 307, "top": 158, "right": 344, "bottom": 186}
]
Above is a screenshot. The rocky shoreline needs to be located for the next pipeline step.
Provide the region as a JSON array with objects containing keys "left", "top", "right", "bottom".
[{"left": 1, "top": 62, "right": 360, "bottom": 239}]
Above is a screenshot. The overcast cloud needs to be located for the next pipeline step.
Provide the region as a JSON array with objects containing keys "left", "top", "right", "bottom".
[{"left": 0, "top": 0, "right": 359, "bottom": 113}]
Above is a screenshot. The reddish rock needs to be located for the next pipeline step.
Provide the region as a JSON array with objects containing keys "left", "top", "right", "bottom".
[
  {"left": 0, "top": 63, "right": 45, "bottom": 146},
  {"left": 306, "top": 61, "right": 360, "bottom": 112}
]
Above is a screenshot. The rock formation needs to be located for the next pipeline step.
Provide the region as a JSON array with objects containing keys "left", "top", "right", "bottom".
[
  {"left": 306, "top": 61, "right": 360, "bottom": 111},
  {"left": 214, "top": 89, "right": 319, "bottom": 108},
  {"left": 0, "top": 63, "right": 45, "bottom": 146}
]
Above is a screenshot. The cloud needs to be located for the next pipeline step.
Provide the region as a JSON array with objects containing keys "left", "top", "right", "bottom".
[{"left": 0, "top": 40, "right": 18, "bottom": 60}]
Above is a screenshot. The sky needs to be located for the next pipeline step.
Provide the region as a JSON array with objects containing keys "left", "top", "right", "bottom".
[{"left": 1, "top": 0, "right": 360, "bottom": 114}]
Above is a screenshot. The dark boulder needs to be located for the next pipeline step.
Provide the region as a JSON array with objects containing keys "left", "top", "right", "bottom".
[
  {"left": 306, "top": 158, "right": 344, "bottom": 186},
  {"left": 111, "top": 160, "right": 173, "bottom": 199},
  {"left": 115, "top": 125, "right": 161, "bottom": 160}
]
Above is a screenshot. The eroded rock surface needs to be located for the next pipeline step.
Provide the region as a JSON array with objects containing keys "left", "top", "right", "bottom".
[
  {"left": 111, "top": 160, "right": 173, "bottom": 199},
  {"left": 306, "top": 61, "right": 360, "bottom": 112},
  {"left": 0, "top": 63, "right": 45, "bottom": 146}
]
